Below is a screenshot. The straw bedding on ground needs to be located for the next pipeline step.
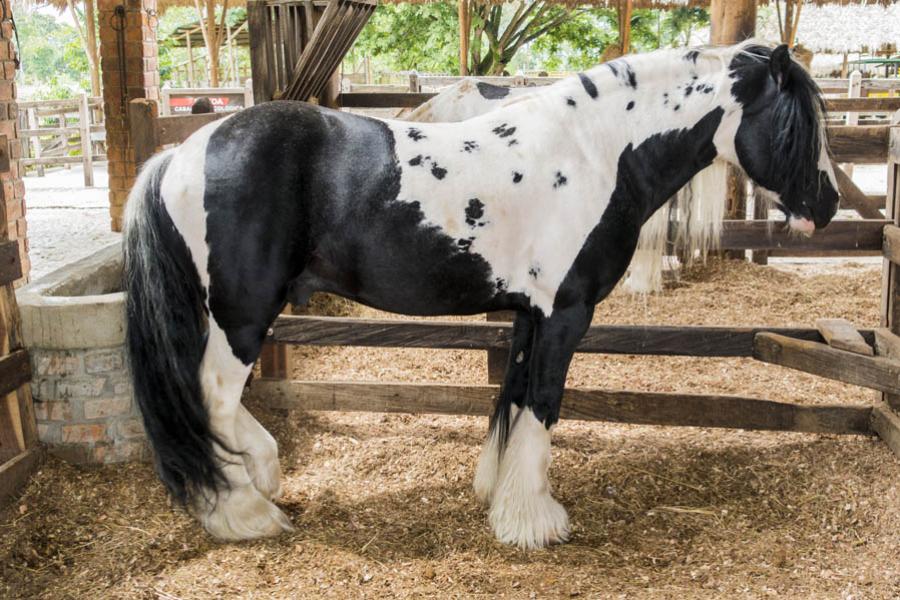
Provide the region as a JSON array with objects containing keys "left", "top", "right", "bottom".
[{"left": 2, "top": 259, "right": 899, "bottom": 599}]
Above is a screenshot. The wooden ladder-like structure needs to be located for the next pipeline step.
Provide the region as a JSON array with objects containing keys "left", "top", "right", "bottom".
[{"left": 247, "top": 0, "right": 376, "bottom": 104}]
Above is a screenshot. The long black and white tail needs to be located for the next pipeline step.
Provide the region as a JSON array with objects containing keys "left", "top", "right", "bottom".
[{"left": 123, "top": 151, "right": 224, "bottom": 505}]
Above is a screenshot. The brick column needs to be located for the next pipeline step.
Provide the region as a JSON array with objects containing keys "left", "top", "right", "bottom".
[
  {"left": 0, "top": 2, "right": 28, "bottom": 281},
  {"left": 98, "top": 0, "right": 159, "bottom": 232}
]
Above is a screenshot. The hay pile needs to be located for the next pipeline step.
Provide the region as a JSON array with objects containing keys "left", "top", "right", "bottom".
[{"left": 3, "top": 259, "right": 899, "bottom": 599}]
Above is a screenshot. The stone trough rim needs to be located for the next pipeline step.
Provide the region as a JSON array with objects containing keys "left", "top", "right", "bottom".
[{"left": 17, "top": 243, "right": 126, "bottom": 350}]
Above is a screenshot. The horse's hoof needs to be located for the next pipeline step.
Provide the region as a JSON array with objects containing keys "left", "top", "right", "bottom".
[
  {"left": 197, "top": 484, "right": 294, "bottom": 541},
  {"left": 488, "top": 490, "right": 570, "bottom": 550}
]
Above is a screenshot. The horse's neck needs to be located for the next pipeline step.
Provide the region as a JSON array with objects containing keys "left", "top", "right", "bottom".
[{"left": 527, "top": 56, "right": 733, "bottom": 219}]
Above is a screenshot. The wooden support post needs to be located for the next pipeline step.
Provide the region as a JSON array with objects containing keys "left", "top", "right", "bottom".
[
  {"left": 186, "top": 33, "right": 195, "bottom": 88},
  {"left": 710, "top": 0, "right": 756, "bottom": 261},
  {"left": 127, "top": 99, "right": 159, "bottom": 171},
  {"left": 26, "top": 108, "right": 43, "bottom": 177},
  {"left": 617, "top": 0, "right": 633, "bottom": 55},
  {"left": 458, "top": 0, "right": 469, "bottom": 76},
  {"left": 260, "top": 306, "right": 294, "bottom": 379},
  {"left": 486, "top": 311, "right": 515, "bottom": 384},
  {"left": 871, "top": 401, "right": 900, "bottom": 459},
  {"left": 248, "top": 0, "right": 274, "bottom": 103},
  {"left": 882, "top": 109, "right": 900, "bottom": 414},
  {"left": 843, "top": 71, "right": 862, "bottom": 178},
  {"left": 751, "top": 184, "right": 768, "bottom": 265},
  {"left": 78, "top": 93, "right": 93, "bottom": 188}
]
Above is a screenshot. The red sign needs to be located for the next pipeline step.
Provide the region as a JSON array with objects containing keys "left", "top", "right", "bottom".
[{"left": 167, "top": 94, "right": 246, "bottom": 114}]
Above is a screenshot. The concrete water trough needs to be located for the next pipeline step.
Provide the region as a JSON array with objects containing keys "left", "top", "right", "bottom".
[{"left": 16, "top": 243, "right": 146, "bottom": 464}]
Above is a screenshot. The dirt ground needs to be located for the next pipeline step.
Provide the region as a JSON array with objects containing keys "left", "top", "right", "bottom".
[{"left": 3, "top": 259, "right": 900, "bottom": 599}]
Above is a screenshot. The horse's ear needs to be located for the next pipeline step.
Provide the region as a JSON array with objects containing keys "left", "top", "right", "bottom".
[{"left": 769, "top": 44, "right": 792, "bottom": 90}]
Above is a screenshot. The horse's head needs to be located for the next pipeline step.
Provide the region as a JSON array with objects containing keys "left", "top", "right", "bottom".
[{"left": 723, "top": 44, "right": 839, "bottom": 234}]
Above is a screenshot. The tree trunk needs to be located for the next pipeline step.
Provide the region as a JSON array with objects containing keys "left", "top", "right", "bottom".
[
  {"left": 85, "top": 0, "right": 100, "bottom": 96},
  {"left": 195, "top": 0, "right": 229, "bottom": 87},
  {"left": 458, "top": 0, "right": 469, "bottom": 75},
  {"left": 67, "top": 0, "right": 101, "bottom": 96},
  {"left": 618, "top": 0, "right": 633, "bottom": 54}
]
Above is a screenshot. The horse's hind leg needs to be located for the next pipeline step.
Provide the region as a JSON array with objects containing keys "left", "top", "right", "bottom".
[
  {"left": 474, "top": 311, "right": 534, "bottom": 504},
  {"left": 236, "top": 404, "right": 283, "bottom": 500},
  {"left": 195, "top": 318, "right": 293, "bottom": 540},
  {"left": 489, "top": 303, "right": 593, "bottom": 549}
]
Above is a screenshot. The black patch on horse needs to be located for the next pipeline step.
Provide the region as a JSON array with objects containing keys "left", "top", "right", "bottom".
[
  {"left": 553, "top": 172, "right": 568, "bottom": 188},
  {"left": 408, "top": 128, "right": 426, "bottom": 141},
  {"left": 566, "top": 97, "right": 577, "bottom": 107},
  {"left": 684, "top": 85, "right": 694, "bottom": 97},
  {"left": 622, "top": 63, "right": 637, "bottom": 89},
  {"left": 528, "top": 265, "right": 541, "bottom": 279},
  {"left": 431, "top": 164, "right": 447, "bottom": 179},
  {"left": 457, "top": 237, "right": 474, "bottom": 251},
  {"left": 626, "top": 101, "right": 635, "bottom": 111},
  {"left": 477, "top": 82, "right": 511, "bottom": 100},
  {"left": 512, "top": 171, "right": 523, "bottom": 183},
  {"left": 578, "top": 73, "right": 598, "bottom": 99},
  {"left": 409, "top": 155, "right": 423, "bottom": 166},
  {"left": 493, "top": 123, "right": 517, "bottom": 138},
  {"left": 463, "top": 140, "right": 479, "bottom": 153},
  {"left": 684, "top": 50, "right": 700, "bottom": 63},
  {"left": 465, "top": 198, "right": 485, "bottom": 226}
]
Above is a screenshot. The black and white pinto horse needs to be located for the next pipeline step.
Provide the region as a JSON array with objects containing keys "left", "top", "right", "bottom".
[{"left": 124, "top": 42, "right": 838, "bottom": 549}]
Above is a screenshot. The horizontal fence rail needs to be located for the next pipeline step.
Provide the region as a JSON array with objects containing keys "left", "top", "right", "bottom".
[
  {"left": 246, "top": 380, "right": 874, "bottom": 436},
  {"left": 269, "top": 315, "right": 876, "bottom": 358}
]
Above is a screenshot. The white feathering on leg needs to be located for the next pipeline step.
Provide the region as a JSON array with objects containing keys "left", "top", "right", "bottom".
[
  {"left": 488, "top": 407, "right": 568, "bottom": 549},
  {"left": 473, "top": 403, "right": 520, "bottom": 504}
]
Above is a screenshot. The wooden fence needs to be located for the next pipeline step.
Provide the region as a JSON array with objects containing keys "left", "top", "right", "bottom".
[
  {"left": 126, "top": 97, "right": 900, "bottom": 462},
  {"left": 17, "top": 94, "right": 105, "bottom": 187},
  {"left": 248, "top": 109, "right": 900, "bottom": 461}
]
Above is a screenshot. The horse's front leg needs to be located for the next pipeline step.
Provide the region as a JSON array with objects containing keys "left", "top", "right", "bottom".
[
  {"left": 474, "top": 311, "right": 535, "bottom": 504},
  {"left": 488, "top": 303, "right": 594, "bottom": 549}
]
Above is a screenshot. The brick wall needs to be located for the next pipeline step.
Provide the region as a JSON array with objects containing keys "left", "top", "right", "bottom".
[
  {"left": 32, "top": 346, "right": 147, "bottom": 463},
  {"left": 1, "top": 1, "right": 29, "bottom": 280},
  {"left": 98, "top": 0, "right": 159, "bottom": 232}
]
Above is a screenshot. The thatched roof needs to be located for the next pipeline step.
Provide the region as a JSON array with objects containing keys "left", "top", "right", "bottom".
[
  {"left": 758, "top": 3, "right": 900, "bottom": 53},
  {"left": 24, "top": 0, "right": 247, "bottom": 13},
  {"left": 380, "top": 0, "right": 896, "bottom": 7}
]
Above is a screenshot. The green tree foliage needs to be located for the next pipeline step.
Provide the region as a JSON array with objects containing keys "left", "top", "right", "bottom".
[
  {"left": 13, "top": 5, "right": 87, "bottom": 98},
  {"left": 530, "top": 9, "right": 618, "bottom": 71},
  {"left": 349, "top": 3, "right": 460, "bottom": 74},
  {"left": 532, "top": 7, "right": 709, "bottom": 72}
]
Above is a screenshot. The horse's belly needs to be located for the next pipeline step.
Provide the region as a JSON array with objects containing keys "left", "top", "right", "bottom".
[{"left": 309, "top": 222, "right": 501, "bottom": 317}]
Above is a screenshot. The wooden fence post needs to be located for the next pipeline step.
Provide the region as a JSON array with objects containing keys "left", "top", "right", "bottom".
[
  {"left": 881, "top": 109, "right": 900, "bottom": 413},
  {"left": 843, "top": 70, "right": 862, "bottom": 179},
  {"left": 26, "top": 108, "right": 43, "bottom": 177},
  {"left": 127, "top": 99, "right": 159, "bottom": 172},
  {"left": 486, "top": 311, "right": 514, "bottom": 384},
  {"left": 79, "top": 93, "right": 94, "bottom": 187}
]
